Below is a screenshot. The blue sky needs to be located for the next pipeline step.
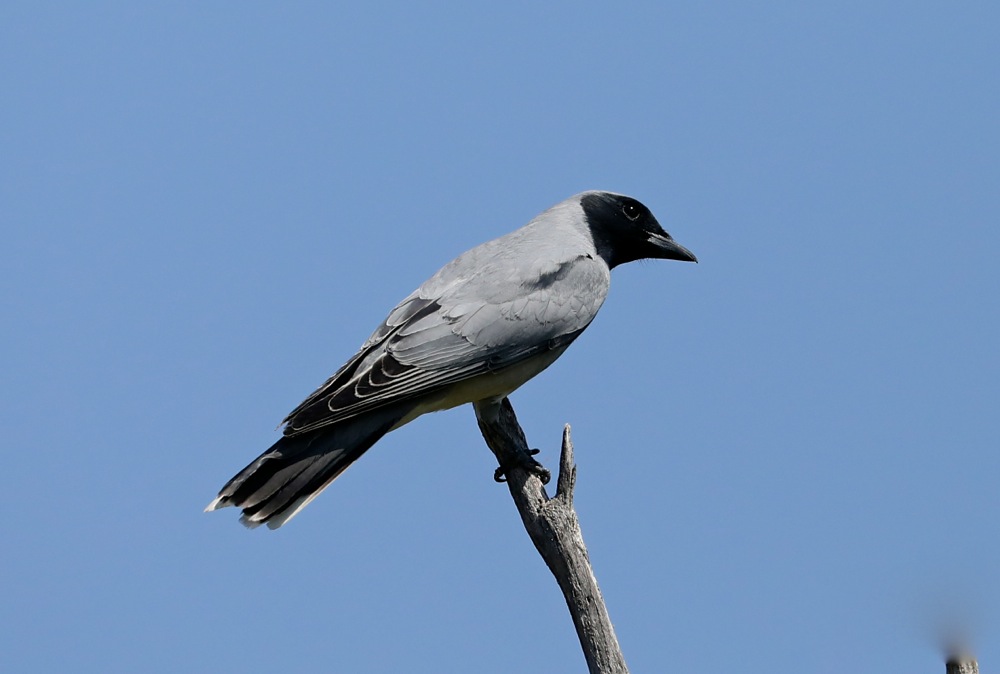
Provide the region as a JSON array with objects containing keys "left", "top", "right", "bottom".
[{"left": 2, "top": 2, "right": 998, "bottom": 672}]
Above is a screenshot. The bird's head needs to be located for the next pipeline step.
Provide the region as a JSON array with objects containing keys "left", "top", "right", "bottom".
[{"left": 579, "top": 191, "right": 697, "bottom": 269}]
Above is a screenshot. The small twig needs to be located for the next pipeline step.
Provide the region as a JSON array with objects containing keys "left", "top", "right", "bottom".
[{"left": 476, "top": 397, "right": 628, "bottom": 674}]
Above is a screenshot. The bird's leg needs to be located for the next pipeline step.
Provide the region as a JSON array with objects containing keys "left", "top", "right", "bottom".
[
  {"left": 474, "top": 397, "right": 551, "bottom": 485},
  {"left": 493, "top": 447, "right": 550, "bottom": 484}
]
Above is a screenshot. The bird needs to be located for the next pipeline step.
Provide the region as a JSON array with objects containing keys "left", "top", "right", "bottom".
[{"left": 206, "top": 191, "right": 697, "bottom": 529}]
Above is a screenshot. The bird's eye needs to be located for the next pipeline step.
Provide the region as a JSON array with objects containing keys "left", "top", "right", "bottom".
[{"left": 622, "top": 203, "right": 640, "bottom": 221}]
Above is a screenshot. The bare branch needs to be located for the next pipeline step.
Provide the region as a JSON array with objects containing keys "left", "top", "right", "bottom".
[
  {"left": 555, "top": 424, "right": 577, "bottom": 500},
  {"left": 476, "top": 397, "right": 629, "bottom": 674},
  {"left": 947, "top": 655, "right": 980, "bottom": 674}
]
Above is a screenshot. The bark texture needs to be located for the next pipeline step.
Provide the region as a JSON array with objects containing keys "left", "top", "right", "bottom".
[{"left": 476, "top": 397, "right": 628, "bottom": 674}]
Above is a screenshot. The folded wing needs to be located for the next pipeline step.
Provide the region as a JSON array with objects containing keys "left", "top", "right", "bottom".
[{"left": 282, "top": 253, "right": 609, "bottom": 435}]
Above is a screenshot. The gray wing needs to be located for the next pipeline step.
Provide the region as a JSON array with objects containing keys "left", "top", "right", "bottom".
[{"left": 282, "top": 251, "right": 609, "bottom": 435}]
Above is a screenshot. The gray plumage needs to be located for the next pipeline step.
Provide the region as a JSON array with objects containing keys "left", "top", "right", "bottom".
[{"left": 206, "top": 191, "right": 696, "bottom": 528}]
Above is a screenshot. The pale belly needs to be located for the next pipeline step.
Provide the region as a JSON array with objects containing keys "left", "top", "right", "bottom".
[{"left": 390, "top": 346, "right": 569, "bottom": 430}]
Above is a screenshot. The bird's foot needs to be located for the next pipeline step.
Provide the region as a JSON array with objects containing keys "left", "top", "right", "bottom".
[{"left": 493, "top": 448, "right": 551, "bottom": 484}]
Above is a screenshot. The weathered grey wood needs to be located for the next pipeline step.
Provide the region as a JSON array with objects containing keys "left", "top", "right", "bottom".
[
  {"left": 476, "top": 397, "right": 629, "bottom": 674},
  {"left": 947, "top": 655, "right": 980, "bottom": 674}
]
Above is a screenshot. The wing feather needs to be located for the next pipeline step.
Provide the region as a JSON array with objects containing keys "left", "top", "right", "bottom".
[{"left": 282, "top": 253, "right": 609, "bottom": 436}]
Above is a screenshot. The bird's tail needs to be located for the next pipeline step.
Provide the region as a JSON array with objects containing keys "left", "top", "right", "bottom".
[{"left": 206, "top": 406, "right": 408, "bottom": 529}]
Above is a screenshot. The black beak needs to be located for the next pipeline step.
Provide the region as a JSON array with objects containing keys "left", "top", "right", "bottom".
[{"left": 648, "top": 231, "right": 698, "bottom": 263}]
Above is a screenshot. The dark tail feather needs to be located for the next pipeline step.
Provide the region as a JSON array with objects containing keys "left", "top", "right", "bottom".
[{"left": 206, "top": 407, "right": 407, "bottom": 529}]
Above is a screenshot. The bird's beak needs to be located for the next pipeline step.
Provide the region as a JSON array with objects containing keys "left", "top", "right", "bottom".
[{"left": 648, "top": 231, "right": 698, "bottom": 263}]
